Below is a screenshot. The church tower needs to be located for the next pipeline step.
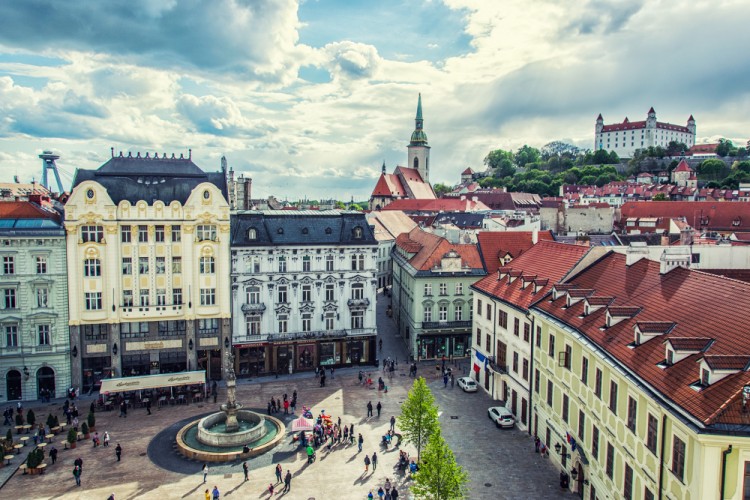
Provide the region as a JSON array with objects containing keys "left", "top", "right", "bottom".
[{"left": 407, "top": 93, "right": 431, "bottom": 183}]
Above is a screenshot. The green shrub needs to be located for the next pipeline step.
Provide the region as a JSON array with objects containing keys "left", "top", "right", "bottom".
[
  {"left": 26, "top": 409, "right": 35, "bottom": 427},
  {"left": 87, "top": 412, "right": 96, "bottom": 429},
  {"left": 67, "top": 427, "right": 77, "bottom": 444},
  {"left": 26, "top": 448, "right": 44, "bottom": 468},
  {"left": 15, "top": 413, "right": 23, "bottom": 426},
  {"left": 81, "top": 422, "right": 89, "bottom": 435},
  {"left": 46, "top": 414, "right": 56, "bottom": 429}
]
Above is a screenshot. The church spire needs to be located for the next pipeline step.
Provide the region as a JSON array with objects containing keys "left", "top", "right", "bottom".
[
  {"left": 416, "top": 93, "right": 423, "bottom": 126},
  {"left": 410, "top": 93, "right": 428, "bottom": 146}
]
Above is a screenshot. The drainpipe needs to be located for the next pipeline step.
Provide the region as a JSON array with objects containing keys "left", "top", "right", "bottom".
[
  {"left": 491, "top": 303, "right": 497, "bottom": 399},
  {"left": 720, "top": 444, "right": 733, "bottom": 499},
  {"left": 527, "top": 312, "right": 535, "bottom": 436},
  {"left": 658, "top": 414, "right": 667, "bottom": 500}
]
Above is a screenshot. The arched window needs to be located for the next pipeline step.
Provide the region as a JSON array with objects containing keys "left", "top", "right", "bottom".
[
  {"left": 248, "top": 228, "right": 257, "bottom": 240},
  {"left": 413, "top": 157, "right": 419, "bottom": 170},
  {"left": 353, "top": 226, "right": 363, "bottom": 239}
]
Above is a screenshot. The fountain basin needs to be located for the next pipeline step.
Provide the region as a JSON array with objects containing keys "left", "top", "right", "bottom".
[{"left": 197, "top": 410, "right": 267, "bottom": 447}]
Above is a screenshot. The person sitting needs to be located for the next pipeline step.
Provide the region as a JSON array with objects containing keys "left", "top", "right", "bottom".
[
  {"left": 409, "top": 461, "right": 419, "bottom": 474},
  {"left": 242, "top": 444, "right": 250, "bottom": 454}
]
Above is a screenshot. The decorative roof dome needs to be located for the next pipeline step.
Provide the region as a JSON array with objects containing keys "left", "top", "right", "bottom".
[
  {"left": 410, "top": 129, "right": 428, "bottom": 145},
  {"left": 409, "top": 93, "right": 428, "bottom": 145}
]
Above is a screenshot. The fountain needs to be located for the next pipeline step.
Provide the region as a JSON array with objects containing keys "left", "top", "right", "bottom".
[{"left": 175, "top": 352, "right": 285, "bottom": 462}]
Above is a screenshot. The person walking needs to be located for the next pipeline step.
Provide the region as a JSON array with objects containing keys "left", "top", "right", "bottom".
[
  {"left": 72, "top": 464, "right": 82, "bottom": 486},
  {"left": 372, "top": 451, "right": 378, "bottom": 471},
  {"left": 384, "top": 478, "right": 392, "bottom": 498},
  {"left": 366, "top": 401, "right": 373, "bottom": 417},
  {"left": 390, "top": 415, "right": 396, "bottom": 432},
  {"left": 203, "top": 463, "right": 209, "bottom": 483},
  {"left": 242, "top": 461, "right": 249, "bottom": 481},
  {"left": 450, "top": 374, "right": 455, "bottom": 388},
  {"left": 115, "top": 443, "right": 122, "bottom": 462},
  {"left": 283, "top": 399, "right": 289, "bottom": 414},
  {"left": 145, "top": 399, "right": 152, "bottom": 415},
  {"left": 377, "top": 486, "right": 385, "bottom": 499},
  {"left": 212, "top": 485, "right": 220, "bottom": 499},
  {"left": 358, "top": 433, "right": 364, "bottom": 452},
  {"left": 103, "top": 431, "right": 110, "bottom": 447},
  {"left": 211, "top": 381, "right": 218, "bottom": 404},
  {"left": 330, "top": 367, "right": 335, "bottom": 379},
  {"left": 74, "top": 457, "right": 83, "bottom": 472},
  {"left": 391, "top": 486, "right": 399, "bottom": 499},
  {"left": 376, "top": 402, "right": 382, "bottom": 417},
  {"left": 364, "top": 454, "right": 371, "bottom": 472},
  {"left": 443, "top": 373, "right": 449, "bottom": 388},
  {"left": 283, "top": 470, "right": 292, "bottom": 493},
  {"left": 49, "top": 446, "right": 57, "bottom": 464},
  {"left": 350, "top": 424, "right": 355, "bottom": 443},
  {"left": 275, "top": 463, "right": 282, "bottom": 483},
  {"left": 204, "top": 489, "right": 210, "bottom": 500}
]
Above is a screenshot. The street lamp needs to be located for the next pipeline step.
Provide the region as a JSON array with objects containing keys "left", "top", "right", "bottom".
[
  {"left": 72, "top": 345, "right": 78, "bottom": 358},
  {"left": 554, "top": 442, "right": 571, "bottom": 458},
  {"left": 188, "top": 339, "right": 194, "bottom": 351},
  {"left": 112, "top": 343, "right": 118, "bottom": 355},
  {"left": 224, "top": 337, "right": 230, "bottom": 349}
]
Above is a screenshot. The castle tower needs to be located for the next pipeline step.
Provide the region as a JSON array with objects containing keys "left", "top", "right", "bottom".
[
  {"left": 687, "top": 115, "right": 696, "bottom": 136},
  {"left": 407, "top": 93, "right": 431, "bottom": 183}
]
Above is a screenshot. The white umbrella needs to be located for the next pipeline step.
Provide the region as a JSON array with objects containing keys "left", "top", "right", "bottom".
[{"left": 291, "top": 417, "right": 315, "bottom": 432}]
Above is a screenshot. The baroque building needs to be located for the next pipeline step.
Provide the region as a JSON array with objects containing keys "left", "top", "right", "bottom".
[
  {"left": 230, "top": 210, "right": 377, "bottom": 376},
  {"left": 0, "top": 197, "right": 70, "bottom": 401},
  {"left": 65, "top": 151, "right": 231, "bottom": 392},
  {"left": 595, "top": 108, "right": 696, "bottom": 158}
]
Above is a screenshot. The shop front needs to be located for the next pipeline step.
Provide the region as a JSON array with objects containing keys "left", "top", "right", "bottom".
[
  {"left": 296, "top": 344, "right": 316, "bottom": 370},
  {"left": 264, "top": 336, "right": 375, "bottom": 372},
  {"left": 81, "top": 356, "right": 112, "bottom": 393},
  {"left": 235, "top": 345, "right": 267, "bottom": 376},
  {"left": 417, "top": 332, "right": 470, "bottom": 360}
]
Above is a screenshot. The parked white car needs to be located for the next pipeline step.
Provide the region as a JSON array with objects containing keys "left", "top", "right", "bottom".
[
  {"left": 456, "top": 377, "right": 478, "bottom": 392},
  {"left": 488, "top": 406, "right": 515, "bottom": 428}
]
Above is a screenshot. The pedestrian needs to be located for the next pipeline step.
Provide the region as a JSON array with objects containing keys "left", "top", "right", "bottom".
[
  {"left": 350, "top": 424, "right": 355, "bottom": 443},
  {"left": 358, "top": 433, "right": 363, "bottom": 452},
  {"left": 283, "top": 399, "right": 289, "bottom": 414},
  {"left": 242, "top": 461, "right": 249, "bottom": 481},
  {"left": 391, "top": 486, "right": 399, "bottom": 499},
  {"left": 211, "top": 381, "right": 218, "bottom": 404},
  {"left": 358, "top": 371, "right": 363, "bottom": 385},
  {"left": 267, "top": 401, "right": 272, "bottom": 415},
  {"left": 367, "top": 401, "right": 373, "bottom": 417},
  {"left": 203, "top": 463, "right": 209, "bottom": 483},
  {"left": 364, "top": 454, "right": 371, "bottom": 472},
  {"left": 450, "top": 374, "right": 455, "bottom": 388},
  {"left": 390, "top": 415, "right": 396, "bottom": 432},
  {"left": 377, "top": 486, "right": 385, "bottom": 499},
  {"left": 443, "top": 373, "right": 448, "bottom": 388},
  {"left": 146, "top": 399, "right": 152, "bottom": 415},
  {"left": 267, "top": 483, "right": 274, "bottom": 495},
  {"left": 384, "top": 478, "right": 392, "bottom": 497},
  {"left": 74, "top": 457, "right": 83, "bottom": 472},
  {"left": 372, "top": 451, "right": 378, "bottom": 471},
  {"left": 379, "top": 339, "right": 383, "bottom": 351},
  {"left": 49, "top": 446, "right": 57, "bottom": 464},
  {"left": 368, "top": 491, "right": 374, "bottom": 500},
  {"left": 275, "top": 463, "right": 283, "bottom": 483},
  {"left": 320, "top": 372, "right": 326, "bottom": 388},
  {"left": 204, "top": 489, "right": 210, "bottom": 500},
  {"left": 331, "top": 367, "right": 335, "bottom": 379},
  {"left": 103, "top": 431, "right": 110, "bottom": 447},
  {"left": 534, "top": 436, "right": 541, "bottom": 453},
  {"left": 284, "top": 470, "right": 292, "bottom": 492},
  {"left": 93, "top": 431, "right": 100, "bottom": 447},
  {"left": 115, "top": 443, "right": 122, "bottom": 462},
  {"left": 212, "top": 485, "right": 220, "bottom": 499},
  {"left": 72, "top": 464, "right": 81, "bottom": 486},
  {"left": 376, "top": 402, "right": 382, "bottom": 417}
]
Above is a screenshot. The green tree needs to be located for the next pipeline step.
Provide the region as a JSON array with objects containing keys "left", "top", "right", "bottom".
[
  {"left": 652, "top": 193, "right": 668, "bottom": 201},
  {"left": 665, "top": 141, "right": 689, "bottom": 157},
  {"left": 484, "top": 149, "right": 515, "bottom": 178},
  {"left": 26, "top": 409, "right": 35, "bottom": 427},
  {"left": 591, "top": 149, "right": 612, "bottom": 165},
  {"left": 734, "top": 160, "right": 750, "bottom": 174},
  {"left": 716, "top": 139, "right": 734, "bottom": 157},
  {"left": 334, "top": 201, "right": 346, "bottom": 210},
  {"left": 698, "top": 159, "right": 726, "bottom": 180},
  {"left": 411, "top": 427, "right": 469, "bottom": 500},
  {"left": 399, "top": 377, "right": 439, "bottom": 461},
  {"left": 514, "top": 145, "right": 541, "bottom": 168},
  {"left": 433, "top": 183, "right": 452, "bottom": 197}
]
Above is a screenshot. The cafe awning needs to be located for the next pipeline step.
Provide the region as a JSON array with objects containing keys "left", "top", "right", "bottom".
[{"left": 99, "top": 371, "right": 206, "bottom": 393}]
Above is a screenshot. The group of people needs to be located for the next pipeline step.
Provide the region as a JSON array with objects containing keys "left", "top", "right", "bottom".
[
  {"left": 367, "top": 478, "right": 399, "bottom": 500},
  {"left": 267, "top": 390, "right": 298, "bottom": 415},
  {"left": 62, "top": 399, "right": 79, "bottom": 425}
]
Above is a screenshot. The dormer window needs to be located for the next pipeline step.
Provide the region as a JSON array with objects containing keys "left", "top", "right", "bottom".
[
  {"left": 666, "top": 349, "right": 674, "bottom": 366},
  {"left": 248, "top": 228, "right": 257, "bottom": 240},
  {"left": 701, "top": 368, "right": 710, "bottom": 387},
  {"left": 353, "top": 226, "right": 363, "bottom": 239}
]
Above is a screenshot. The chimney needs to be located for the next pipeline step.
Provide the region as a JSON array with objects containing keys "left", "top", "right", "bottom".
[
  {"left": 661, "top": 235, "right": 669, "bottom": 246},
  {"left": 625, "top": 243, "right": 649, "bottom": 266},
  {"left": 532, "top": 229, "right": 539, "bottom": 244}
]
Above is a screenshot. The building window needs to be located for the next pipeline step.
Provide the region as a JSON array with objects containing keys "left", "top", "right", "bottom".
[
  {"left": 156, "top": 289, "right": 166, "bottom": 306},
  {"left": 247, "top": 314, "right": 261, "bottom": 336},
  {"left": 562, "top": 394, "right": 569, "bottom": 422},
  {"left": 477, "top": 298, "right": 482, "bottom": 313},
  {"left": 672, "top": 436, "right": 685, "bottom": 481},
  {"left": 522, "top": 359, "right": 529, "bottom": 381},
  {"left": 352, "top": 283, "right": 364, "bottom": 300},
  {"left": 578, "top": 410, "right": 585, "bottom": 440},
  {"left": 610, "top": 381, "right": 618, "bottom": 415},
  {"left": 351, "top": 254, "right": 365, "bottom": 271},
  {"left": 155, "top": 257, "right": 166, "bottom": 274},
  {"left": 455, "top": 304, "right": 463, "bottom": 321},
  {"left": 424, "top": 283, "right": 432, "bottom": 296},
  {"left": 624, "top": 464, "right": 633, "bottom": 500},
  {"left": 196, "top": 225, "right": 217, "bottom": 241},
  {"left": 121, "top": 321, "right": 149, "bottom": 339},
  {"left": 82, "top": 324, "right": 107, "bottom": 341},
  {"left": 627, "top": 396, "right": 637, "bottom": 432},
  {"left": 439, "top": 283, "right": 447, "bottom": 296},
  {"left": 325, "top": 312, "right": 335, "bottom": 330},
  {"left": 483, "top": 303, "right": 490, "bottom": 320},
  {"left": 424, "top": 306, "right": 432, "bottom": 322},
  {"left": 277, "top": 286, "right": 288, "bottom": 304},
  {"left": 138, "top": 225, "right": 148, "bottom": 242},
  {"left": 81, "top": 225, "right": 104, "bottom": 243},
  {"left": 4, "top": 288, "right": 17, "bottom": 309},
  {"left": 138, "top": 257, "right": 149, "bottom": 274},
  {"left": 171, "top": 225, "right": 181, "bottom": 242},
  {"left": 581, "top": 356, "right": 589, "bottom": 385},
  {"left": 172, "top": 257, "right": 182, "bottom": 274},
  {"left": 302, "top": 313, "right": 312, "bottom": 332},
  {"left": 523, "top": 323, "right": 530, "bottom": 342},
  {"left": 5, "top": 325, "right": 18, "bottom": 347},
  {"left": 302, "top": 256, "right": 311, "bottom": 272},
  {"left": 325, "top": 284, "right": 334, "bottom": 301},
  {"left": 595, "top": 368, "right": 603, "bottom": 398},
  {"left": 326, "top": 255, "right": 334, "bottom": 271},
  {"left": 535, "top": 325, "right": 542, "bottom": 348},
  {"left": 546, "top": 380, "right": 553, "bottom": 406},
  {"left": 647, "top": 414, "right": 658, "bottom": 454},
  {"left": 514, "top": 318, "right": 519, "bottom": 336},
  {"left": 198, "top": 318, "right": 219, "bottom": 335},
  {"left": 455, "top": 283, "right": 463, "bottom": 295},
  {"left": 35, "top": 256, "right": 47, "bottom": 274},
  {"left": 439, "top": 305, "right": 448, "bottom": 322},
  {"left": 548, "top": 333, "right": 555, "bottom": 357},
  {"left": 351, "top": 310, "right": 364, "bottom": 329},
  {"left": 498, "top": 310, "right": 508, "bottom": 329},
  {"left": 38, "top": 325, "right": 51, "bottom": 345},
  {"left": 122, "top": 258, "right": 132, "bottom": 275},
  {"left": 247, "top": 286, "right": 261, "bottom": 304},
  {"left": 534, "top": 369, "right": 540, "bottom": 394},
  {"left": 592, "top": 425, "right": 599, "bottom": 462},
  {"left": 36, "top": 288, "right": 49, "bottom": 308},
  {"left": 278, "top": 315, "right": 288, "bottom": 333},
  {"left": 158, "top": 320, "right": 186, "bottom": 337},
  {"left": 200, "top": 288, "right": 216, "bottom": 306},
  {"left": 84, "top": 259, "right": 101, "bottom": 277},
  {"left": 154, "top": 225, "right": 165, "bottom": 242},
  {"left": 606, "top": 443, "right": 615, "bottom": 479},
  {"left": 121, "top": 225, "right": 132, "bottom": 243},
  {"left": 200, "top": 256, "right": 215, "bottom": 274},
  {"left": 139, "top": 290, "right": 149, "bottom": 307},
  {"left": 562, "top": 344, "right": 572, "bottom": 369},
  {"left": 85, "top": 292, "right": 102, "bottom": 310},
  {"left": 173, "top": 288, "right": 182, "bottom": 305},
  {"left": 278, "top": 256, "right": 287, "bottom": 273},
  {"left": 123, "top": 290, "right": 133, "bottom": 307}
]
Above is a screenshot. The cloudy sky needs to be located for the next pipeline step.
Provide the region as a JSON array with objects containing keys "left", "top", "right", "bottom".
[{"left": 0, "top": 0, "right": 748, "bottom": 201}]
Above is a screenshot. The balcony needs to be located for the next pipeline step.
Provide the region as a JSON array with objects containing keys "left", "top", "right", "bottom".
[
  {"left": 488, "top": 359, "right": 508, "bottom": 374},
  {"left": 241, "top": 303, "right": 267, "bottom": 314},
  {"left": 347, "top": 298, "right": 370, "bottom": 308},
  {"left": 421, "top": 320, "right": 472, "bottom": 330}
]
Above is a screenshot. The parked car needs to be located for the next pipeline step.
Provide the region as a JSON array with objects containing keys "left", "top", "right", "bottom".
[
  {"left": 456, "top": 377, "right": 478, "bottom": 392},
  {"left": 488, "top": 406, "right": 515, "bottom": 428}
]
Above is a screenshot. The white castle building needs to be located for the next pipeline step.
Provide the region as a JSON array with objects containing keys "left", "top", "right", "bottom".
[{"left": 595, "top": 107, "right": 696, "bottom": 158}]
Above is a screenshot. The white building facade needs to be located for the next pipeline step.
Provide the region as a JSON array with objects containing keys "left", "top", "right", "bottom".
[
  {"left": 230, "top": 211, "right": 378, "bottom": 375},
  {"left": 596, "top": 108, "right": 695, "bottom": 158}
]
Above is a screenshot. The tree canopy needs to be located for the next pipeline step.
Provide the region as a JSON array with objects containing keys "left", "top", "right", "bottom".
[
  {"left": 399, "top": 377, "right": 439, "bottom": 461},
  {"left": 433, "top": 183, "right": 452, "bottom": 197},
  {"left": 411, "top": 427, "right": 469, "bottom": 500}
]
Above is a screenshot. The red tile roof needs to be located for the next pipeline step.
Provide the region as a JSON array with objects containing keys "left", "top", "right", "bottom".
[
  {"left": 703, "top": 356, "right": 750, "bottom": 371},
  {"left": 462, "top": 168, "right": 474, "bottom": 175},
  {"left": 394, "top": 227, "right": 483, "bottom": 272},
  {"left": 477, "top": 231, "right": 555, "bottom": 273},
  {"left": 0, "top": 201, "right": 60, "bottom": 222},
  {"left": 673, "top": 160, "right": 693, "bottom": 172},
  {"left": 533, "top": 253, "right": 750, "bottom": 427},
  {"left": 371, "top": 173, "right": 405, "bottom": 198},
  {"left": 471, "top": 241, "right": 590, "bottom": 312},
  {"left": 382, "top": 198, "right": 489, "bottom": 212},
  {"left": 636, "top": 321, "right": 676, "bottom": 334},
  {"left": 620, "top": 201, "right": 750, "bottom": 232},
  {"left": 687, "top": 144, "right": 718, "bottom": 155},
  {"left": 666, "top": 337, "right": 713, "bottom": 352}
]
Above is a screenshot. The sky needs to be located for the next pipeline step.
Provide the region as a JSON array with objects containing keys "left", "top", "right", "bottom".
[{"left": 0, "top": 0, "right": 748, "bottom": 201}]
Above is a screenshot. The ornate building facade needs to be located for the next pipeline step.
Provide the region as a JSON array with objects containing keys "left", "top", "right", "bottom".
[
  {"left": 595, "top": 108, "right": 696, "bottom": 158},
  {"left": 230, "top": 211, "right": 378, "bottom": 376},
  {"left": 65, "top": 151, "right": 231, "bottom": 392}
]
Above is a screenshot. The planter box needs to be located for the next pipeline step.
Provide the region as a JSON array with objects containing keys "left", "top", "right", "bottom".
[{"left": 68, "top": 442, "right": 76, "bottom": 449}]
